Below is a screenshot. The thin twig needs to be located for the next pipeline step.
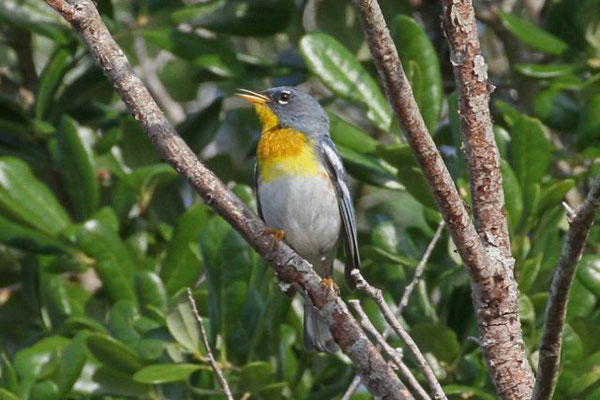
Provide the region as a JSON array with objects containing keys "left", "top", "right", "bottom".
[
  {"left": 398, "top": 221, "right": 445, "bottom": 313},
  {"left": 350, "top": 300, "right": 432, "bottom": 400},
  {"left": 341, "top": 376, "right": 363, "bottom": 400},
  {"left": 44, "top": 1, "right": 412, "bottom": 398},
  {"left": 344, "top": 220, "right": 445, "bottom": 399},
  {"left": 352, "top": 270, "right": 447, "bottom": 400},
  {"left": 187, "top": 288, "right": 234, "bottom": 400},
  {"left": 533, "top": 174, "right": 600, "bottom": 400}
]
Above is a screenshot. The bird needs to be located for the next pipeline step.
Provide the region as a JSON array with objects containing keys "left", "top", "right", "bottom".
[{"left": 236, "top": 86, "right": 360, "bottom": 353}]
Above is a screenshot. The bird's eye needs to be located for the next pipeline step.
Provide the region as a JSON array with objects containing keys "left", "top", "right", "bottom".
[{"left": 278, "top": 91, "right": 290, "bottom": 104}]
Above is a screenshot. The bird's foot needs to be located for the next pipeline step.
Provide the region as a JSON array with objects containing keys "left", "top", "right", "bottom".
[
  {"left": 262, "top": 228, "right": 285, "bottom": 251},
  {"left": 321, "top": 277, "right": 340, "bottom": 296}
]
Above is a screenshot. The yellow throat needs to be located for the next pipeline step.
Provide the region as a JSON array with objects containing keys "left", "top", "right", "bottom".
[{"left": 255, "top": 104, "right": 322, "bottom": 182}]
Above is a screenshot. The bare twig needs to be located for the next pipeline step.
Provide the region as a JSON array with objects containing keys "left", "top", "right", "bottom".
[
  {"left": 533, "top": 174, "right": 600, "bottom": 400},
  {"left": 398, "top": 221, "right": 445, "bottom": 313},
  {"left": 350, "top": 300, "right": 432, "bottom": 400},
  {"left": 341, "top": 376, "right": 362, "bottom": 400},
  {"left": 352, "top": 1, "right": 534, "bottom": 398},
  {"left": 44, "top": 1, "right": 413, "bottom": 398},
  {"left": 344, "top": 221, "right": 445, "bottom": 398},
  {"left": 352, "top": 270, "right": 447, "bottom": 400},
  {"left": 133, "top": 37, "right": 185, "bottom": 123},
  {"left": 187, "top": 288, "right": 234, "bottom": 400}
]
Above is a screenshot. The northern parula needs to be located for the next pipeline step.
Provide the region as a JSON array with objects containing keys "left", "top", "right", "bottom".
[{"left": 236, "top": 87, "right": 360, "bottom": 353}]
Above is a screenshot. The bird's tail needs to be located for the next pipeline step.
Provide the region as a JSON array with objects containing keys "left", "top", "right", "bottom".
[{"left": 303, "top": 302, "right": 337, "bottom": 353}]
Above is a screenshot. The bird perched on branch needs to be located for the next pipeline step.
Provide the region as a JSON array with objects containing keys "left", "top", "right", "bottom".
[{"left": 236, "top": 87, "right": 360, "bottom": 353}]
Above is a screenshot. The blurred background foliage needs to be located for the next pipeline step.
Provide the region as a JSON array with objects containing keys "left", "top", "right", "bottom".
[{"left": 0, "top": 0, "right": 599, "bottom": 399}]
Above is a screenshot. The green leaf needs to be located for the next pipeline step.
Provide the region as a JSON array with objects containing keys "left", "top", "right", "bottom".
[
  {"left": 535, "top": 179, "right": 574, "bottom": 216},
  {"left": 514, "top": 63, "right": 575, "bottom": 78},
  {"left": 519, "top": 294, "right": 535, "bottom": 323},
  {"left": 329, "top": 114, "right": 379, "bottom": 154},
  {"left": 57, "top": 116, "right": 99, "bottom": 221},
  {"left": 1, "top": 354, "right": 18, "bottom": 394},
  {"left": 378, "top": 145, "right": 437, "bottom": 208},
  {"left": 171, "top": 0, "right": 293, "bottom": 36},
  {"left": 29, "top": 380, "right": 59, "bottom": 400},
  {"left": 133, "top": 363, "right": 203, "bottom": 384},
  {"left": 36, "top": 47, "right": 72, "bottom": 121},
  {"left": 118, "top": 117, "right": 161, "bottom": 168},
  {"left": 577, "top": 256, "right": 600, "bottom": 297},
  {"left": 166, "top": 294, "right": 200, "bottom": 355},
  {"left": 562, "top": 324, "right": 584, "bottom": 364},
  {"left": 336, "top": 146, "right": 401, "bottom": 191},
  {"left": 76, "top": 365, "right": 149, "bottom": 397},
  {"left": 201, "top": 216, "right": 257, "bottom": 363},
  {"left": 0, "top": 214, "right": 71, "bottom": 253},
  {"left": 501, "top": 159, "right": 523, "bottom": 231},
  {"left": 0, "top": 389, "right": 20, "bottom": 400},
  {"left": 240, "top": 361, "right": 274, "bottom": 394},
  {"left": 495, "top": 100, "right": 521, "bottom": 127},
  {"left": 299, "top": 32, "right": 392, "bottom": 131},
  {"left": 533, "top": 88, "right": 579, "bottom": 131},
  {"left": 14, "top": 336, "right": 69, "bottom": 379},
  {"left": 109, "top": 300, "right": 141, "bottom": 347},
  {"left": 112, "top": 163, "right": 177, "bottom": 219},
  {"left": 509, "top": 116, "right": 551, "bottom": 199},
  {"left": 161, "top": 204, "right": 207, "bottom": 294},
  {"left": 56, "top": 331, "right": 87, "bottom": 397},
  {"left": 410, "top": 323, "right": 460, "bottom": 362},
  {"left": 135, "top": 271, "right": 167, "bottom": 311},
  {"left": 392, "top": 15, "right": 443, "bottom": 132},
  {"left": 73, "top": 214, "right": 137, "bottom": 303},
  {"left": 567, "top": 279, "right": 596, "bottom": 319},
  {"left": 86, "top": 333, "right": 142, "bottom": 374},
  {"left": 142, "top": 29, "right": 242, "bottom": 78},
  {"left": 178, "top": 99, "right": 223, "bottom": 154},
  {"left": 500, "top": 12, "right": 568, "bottom": 55},
  {"left": 519, "top": 254, "right": 542, "bottom": 293},
  {"left": 577, "top": 93, "right": 600, "bottom": 147},
  {"left": 0, "top": 157, "right": 71, "bottom": 236}
]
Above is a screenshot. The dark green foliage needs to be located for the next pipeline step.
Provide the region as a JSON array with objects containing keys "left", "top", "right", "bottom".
[{"left": 0, "top": 1, "right": 599, "bottom": 399}]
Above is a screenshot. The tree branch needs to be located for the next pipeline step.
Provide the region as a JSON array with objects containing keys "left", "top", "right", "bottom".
[
  {"left": 352, "top": 271, "right": 447, "bottom": 400},
  {"left": 344, "top": 220, "right": 445, "bottom": 399},
  {"left": 533, "top": 174, "right": 600, "bottom": 400},
  {"left": 441, "top": 0, "right": 511, "bottom": 258},
  {"left": 352, "top": 0, "right": 534, "bottom": 398},
  {"left": 187, "top": 288, "right": 234, "bottom": 400},
  {"left": 349, "top": 300, "right": 432, "bottom": 400},
  {"left": 44, "top": 1, "right": 412, "bottom": 398}
]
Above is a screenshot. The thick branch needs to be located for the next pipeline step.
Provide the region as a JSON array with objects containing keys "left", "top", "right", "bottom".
[
  {"left": 441, "top": 0, "right": 511, "bottom": 258},
  {"left": 533, "top": 174, "right": 600, "bottom": 400},
  {"left": 44, "top": 1, "right": 412, "bottom": 398},
  {"left": 352, "top": 1, "right": 534, "bottom": 398}
]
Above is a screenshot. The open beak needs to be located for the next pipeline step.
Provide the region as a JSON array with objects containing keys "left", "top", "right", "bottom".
[{"left": 235, "top": 88, "right": 270, "bottom": 105}]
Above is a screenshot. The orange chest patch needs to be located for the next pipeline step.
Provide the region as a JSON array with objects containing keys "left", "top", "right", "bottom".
[
  {"left": 258, "top": 128, "right": 307, "bottom": 160},
  {"left": 257, "top": 128, "right": 323, "bottom": 182}
]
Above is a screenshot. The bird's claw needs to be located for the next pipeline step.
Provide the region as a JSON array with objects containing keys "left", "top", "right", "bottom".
[
  {"left": 321, "top": 277, "right": 340, "bottom": 295},
  {"left": 263, "top": 228, "right": 285, "bottom": 251}
]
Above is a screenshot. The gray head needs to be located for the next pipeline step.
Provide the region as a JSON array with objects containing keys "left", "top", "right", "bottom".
[{"left": 237, "top": 86, "right": 329, "bottom": 138}]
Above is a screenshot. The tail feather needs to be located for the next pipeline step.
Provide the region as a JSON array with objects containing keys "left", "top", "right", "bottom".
[{"left": 303, "top": 303, "right": 337, "bottom": 353}]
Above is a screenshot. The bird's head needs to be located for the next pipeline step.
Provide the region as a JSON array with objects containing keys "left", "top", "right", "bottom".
[{"left": 236, "top": 87, "right": 329, "bottom": 138}]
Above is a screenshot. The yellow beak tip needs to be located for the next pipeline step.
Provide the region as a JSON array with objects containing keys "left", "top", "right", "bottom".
[{"left": 235, "top": 88, "right": 269, "bottom": 105}]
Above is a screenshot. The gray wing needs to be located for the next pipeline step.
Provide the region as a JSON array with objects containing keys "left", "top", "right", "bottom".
[
  {"left": 254, "top": 163, "right": 264, "bottom": 220},
  {"left": 319, "top": 137, "right": 360, "bottom": 290}
]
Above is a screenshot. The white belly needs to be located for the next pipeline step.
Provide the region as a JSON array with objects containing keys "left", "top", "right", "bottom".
[{"left": 258, "top": 175, "right": 341, "bottom": 267}]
